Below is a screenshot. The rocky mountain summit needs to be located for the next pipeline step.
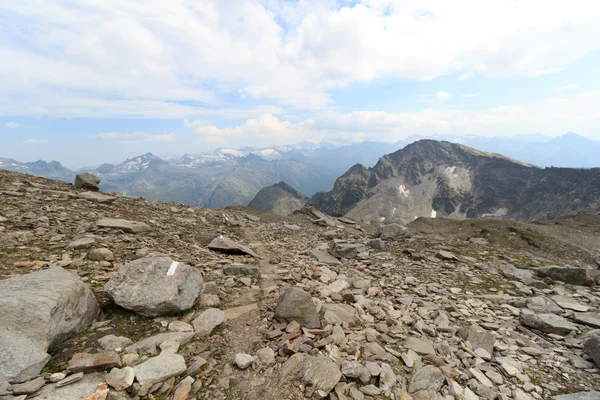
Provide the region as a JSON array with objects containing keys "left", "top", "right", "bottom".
[
  {"left": 311, "top": 140, "right": 600, "bottom": 224},
  {"left": 1, "top": 169, "right": 600, "bottom": 400},
  {"left": 248, "top": 181, "right": 309, "bottom": 216}
]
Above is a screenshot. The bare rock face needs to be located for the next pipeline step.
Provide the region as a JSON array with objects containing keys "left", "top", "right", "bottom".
[
  {"left": 275, "top": 287, "right": 320, "bottom": 329},
  {"left": 74, "top": 172, "right": 100, "bottom": 191},
  {"left": 104, "top": 257, "right": 205, "bottom": 317},
  {"left": 247, "top": 181, "right": 309, "bottom": 216},
  {"left": 0, "top": 268, "right": 99, "bottom": 381}
]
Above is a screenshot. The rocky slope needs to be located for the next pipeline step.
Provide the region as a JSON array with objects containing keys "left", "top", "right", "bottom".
[
  {"left": 311, "top": 140, "right": 600, "bottom": 224},
  {"left": 247, "top": 181, "right": 309, "bottom": 216},
  {"left": 2, "top": 169, "right": 600, "bottom": 400}
]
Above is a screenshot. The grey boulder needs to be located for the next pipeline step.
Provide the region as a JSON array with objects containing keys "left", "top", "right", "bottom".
[
  {"left": 275, "top": 287, "right": 320, "bottom": 329},
  {"left": 74, "top": 172, "right": 100, "bottom": 191},
  {"left": 583, "top": 330, "right": 600, "bottom": 367},
  {"left": 519, "top": 308, "right": 578, "bottom": 335},
  {"left": 536, "top": 266, "right": 599, "bottom": 286},
  {"left": 0, "top": 268, "right": 99, "bottom": 381},
  {"left": 105, "top": 257, "right": 204, "bottom": 317},
  {"left": 377, "top": 223, "right": 406, "bottom": 240}
]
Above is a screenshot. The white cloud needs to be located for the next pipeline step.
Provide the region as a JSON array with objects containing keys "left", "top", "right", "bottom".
[
  {"left": 463, "top": 93, "right": 481, "bottom": 98},
  {"left": 0, "top": 1, "right": 599, "bottom": 116},
  {"left": 93, "top": 131, "right": 175, "bottom": 143},
  {"left": 22, "top": 139, "right": 50, "bottom": 144},
  {"left": 436, "top": 92, "right": 453, "bottom": 102},
  {"left": 5, "top": 122, "right": 21, "bottom": 128},
  {"left": 193, "top": 91, "right": 600, "bottom": 147},
  {"left": 458, "top": 73, "right": 472, "bottom": 81},
  {"left": 557, "top": 84, "right": 580, "bottom": 91}
]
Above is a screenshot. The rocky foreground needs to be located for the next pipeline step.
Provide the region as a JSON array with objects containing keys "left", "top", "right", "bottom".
[{"left": 1, "top": 169, "right": 600, "bottom": 400}]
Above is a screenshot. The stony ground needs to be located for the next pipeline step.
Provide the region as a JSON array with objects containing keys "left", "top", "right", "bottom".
[{"left": 1, "top": 169, "right": 600, "bottom": 400}]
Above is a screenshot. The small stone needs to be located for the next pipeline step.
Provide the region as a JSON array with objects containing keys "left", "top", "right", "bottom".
[
  {"left": 106, "top": 366, "right": 135, "bottom": 390},
  {"left": 404, "top": 337, "right": 435, "bottom": 355},
  {"left": 274, "top": 287, "right": 320, "bottom": 329},
  {"left": 49, "top": 372, "right": 66, "bottom": 383},
  {"left": 256, "top": 348, "right": 276, "bottom": 365},
  {"left": 133, "top": 353, "right": 187, "bottom": 386},
  {"left": 234, "top": 353, "right": 255, "bottom": 369},
  {"left": 98, "top": 335, "right": 132, "bottom": 351},
  {"left": 55, "top": 371, "right": 84, "bottom": 388},
  {"left": 192, "top": 308, "right": 225, "bottom": 337},
  {"left": 474, "top": 348, "right": 491, "bottom": 361},
  {"left": 87, "top": 248, "right": 114, "bottom": 262},
  {"left": 409, "top": 366, "right": 444, "bottom": 393},
  {"left": 168, "top": 321, "right": 194, "bottom": 333}
]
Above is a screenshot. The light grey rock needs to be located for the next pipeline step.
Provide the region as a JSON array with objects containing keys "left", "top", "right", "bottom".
[
  {"left": 125, "top": 332, "right": 195, "bottom": 354},
  {"left": 10, "top": 376, "right": 45, "bottom": 395},
  {"left": 574, "top": 312, "right": 600, "bottom": 328},
  {"left": 502, "top": 267, "right": 534, "bottom": 282},
  {"left": 377, "top": 223, "right": 406, "bottom": 240},
  {"left": 0, "top": 331, "right": 50, "bottom": 383},
  {"left": 275, "top": 287, "right": 320, "bottom": 329},
  {"left": 256, "top": 348, "right": 275, "bottom": 365},
  {"left": 330, "top": 240, "right": 365, "bottom": 259},
  {"left": 583, "top": 330, "right": 600, "bottom": 367},
  {"left": 309, "top": 249, "right": 341, "bottom": 265},
  {"left": 537, "top": 266, "right": 599, "bottom": 286},
  {"left": 106, "top": 366, "right": 135, "bottom": 390},
  {"left": 0, "top": 231, "right": 33, "bottom": 246},
  {"left": 0, "top": 216, "right": 7, "bottom": 222},
  {"left": 192, "top": 308, "right": 225, "bottom": 337},
  {"left": 87, "top": 248, "right": 114, "bottom": 262},
  {"left": 98, "top": 335, "right": 133, "bottom": 351},
  {"left": 67, "top": 351, "right": 121, "bottom": 373},
  {"left": 379, "top": 363, "right": 397, "bottom": 391},
  {"left": 519, "top": 308, "right": 578, "bottom": 335},
  {"left": 527, "top": 296, "right": 562, "bottom": 314},
  {"left": 234, "top": 353, "right": 255, "bottom": 369},
  {"left": 105, "top": 257, "right": 204, "bottom": 317},
  {"left": 466, "top": 329, "right": 496, "bottom": 357},
  {"left": 207, "top": 235, "right": 258, "bottom": 257},
  {"left": 322, "top": 303, "right": 362, "bottom": 328},
  {"left": 67, "top": 236, "right": 97, "bottom": 250},
  {"left": 437, "top": 250, "right": 457, "bottom": 261},
  {"left": 341, "top": 361, "right": 371, "bottom": 383},
  {"left": 0, "top": 267, "right": 99, "bottom": 381},
  {"left": 74, "top": 172, "right": 100, "bottom": 191},
  {"left": 34, "top": 372, "right": 105, "bottom": 400},
  {"left": 77, "top": 192, "right": 115, "bottom": 204},
  {"left": 133, "top": 353, "right": 186, "bottom": 386},
  {"left": 168, "top": 321, "right": 194, "bottom": 332},
  {"left": 95, "top": 218, "right": 151, "bottom": 233},
  {"left": 551, "top": 392, "right": 600, "bottom": 400},
  {"left": 55, "top": 371, "right": 84, "bottom": 387},
  {"left": 299, "top": 356, "right": 342, "bottom": 395},
  {"left": 404, "top": 337, "right": 435, "bottom": 355},
  {"left": 409, "top": 366, "right": 444, "bottom": 393},
  {"left": 360, "top": 384, "right": 382, "bottom": 396}
]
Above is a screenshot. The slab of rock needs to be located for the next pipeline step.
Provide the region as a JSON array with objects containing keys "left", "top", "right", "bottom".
[
  {"left": 67, "top": 236, "right": 98, "bottom": 250},
  {"left": 133, "top": 353, "right": 186, "bottom": 386},
  {"left": 537, "top": 266, "right": 599, "bottom": 286},
  {"left": 207, "top": 235, "right": 258, "bottom": 257},
  {"left": 106, "top": 366, "right": 134, "bottom": 390},
  {"left": 552, "top": 392, "right": 600, "bottom": 400},
  {"left": 527, "top": 296, "right": 562, "bottom": 314},
  {"left": 55, "top": 372, "right": 84, "bottom": 388},
  {"left": 234, "top": 353, "right": 255, "bottom": 369},
  {"left": 275, "top": 287, "right": 320, "bottom": 329},
  {"left": 377, "top": 223, "right": 406, "bottom": 240},
  {"left": 67, "top": 351, "right": 121, "bottom": 373},
  {"left": 77, "top": 192, "right": 115, "bottom": 204},
  {"left": 573, "top": 312, "right": 600, "bottom": 328},
  {"left": 34, "top": 372, "right": 105, "bottom": 400},
  {"left": 105, "top": 257, "right": 204, "bottom": 317},
  {"left": 97, "top": 335, "right": 132, "bottom": 352},
  {"left": 281, "top": 354, "right": 341, "bottom": 395},
  {"left": 409, "top": 366, "right": 444, "bottom": 393},
  {"left": 95, "top": 218, "right": 150, "bottom": 233},
  {"left": 0, "top": 267, "right": 99, "bottom": 381},
  {"left": 308, "top": 249, "right": 341, "bottom": 265},
  {"left": 341, "top": 361, "right": 371, "bottom": 383},
  {"left": 466, "top": 329, "right": 496, "bottom": 357},
  {"left": 0, "top": 230, "right": 33, "bottom": 246},
  {"left": 125, "top": 332, "right": 195, "bottom": 354},
  {"left": 74, "top": 173, "right": 100, "bottom": 191},
  {"left": 10, "top": 376, "right": 45, "bottom": 395},
  {"left": 583, "top": 331, "right": 600, "bottom": 367},
  {"left": 502, "top": 267, "right": 534, "bottom": 282},
  {"left": 519, "top": 308, "right": 578, "bottom": 335},
  {"left": 223, "top": 265, "right": 259, "bottom": 277},
  {"left": 330, "top": 241, "right": 365, "bottom": 259},
  {"left": 404, "top": 337, "right": 435, "bottom": 355},
  {"left": 192, "top": 308, "right": 225, "bottom": 337},
  {"left": 322, "top": 303, "right": 362, "bottom": 328},
  {"left": 437, "top": 250, "right": 457, "bottom": 261}
]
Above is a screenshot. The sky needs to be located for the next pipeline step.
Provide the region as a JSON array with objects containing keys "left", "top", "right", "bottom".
[{"left": 1, "top": 0, "right": 600, "bottom": 168}]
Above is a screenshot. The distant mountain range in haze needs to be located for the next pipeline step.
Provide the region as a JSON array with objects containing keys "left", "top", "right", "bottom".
[{"left": 1, "top": 132, "right": 599, "bottom": 208}]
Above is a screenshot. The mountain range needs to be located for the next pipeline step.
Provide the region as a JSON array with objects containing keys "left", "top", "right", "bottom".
[
  {"left": 311, "top": 140, "right": 600, "bottom": 224},
  {"left": 1, "top": 132, "right": 600, "bottom": 209}
]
